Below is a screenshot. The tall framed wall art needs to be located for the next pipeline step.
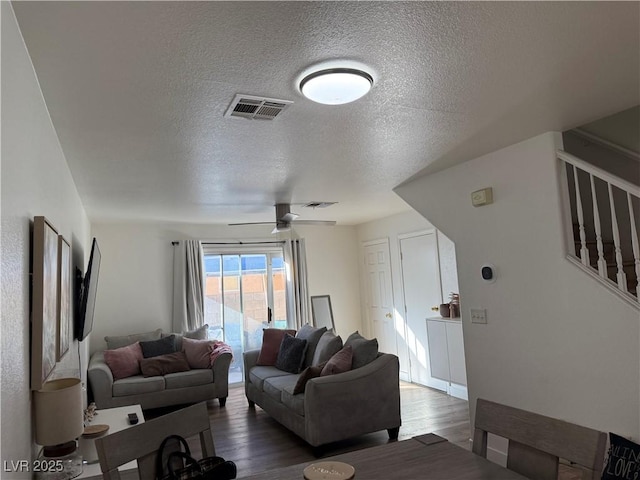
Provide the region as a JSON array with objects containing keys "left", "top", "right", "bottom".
[{"left": 31, "top": 216, "right": 59, "bottom": 390}]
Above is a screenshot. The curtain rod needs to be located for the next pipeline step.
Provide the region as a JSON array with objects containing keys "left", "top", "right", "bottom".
[
  {"left": 171, "top": 240, "right": 286, "bottom": 246},
  {"left": 202, "top": 241, "right": 285, "bottom": 246}
]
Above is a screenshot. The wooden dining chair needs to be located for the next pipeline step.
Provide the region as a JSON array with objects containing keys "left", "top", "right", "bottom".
[
  {"left": 95, "top": 402, "right": 215, "bottom": 480},
  {"left": 472, "top": 398, "right": 607, "bottom": 480}
]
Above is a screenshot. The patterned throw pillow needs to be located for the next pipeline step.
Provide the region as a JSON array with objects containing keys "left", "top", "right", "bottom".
[
  {"left": 256, "top": 328, "right": 296, "bottom": 366},
  {"left": 601, "top": 432, "right": 640, "bottom": 480},
  {"left": 275, "top": 334, "right": 308, "bottom": 374},
  {"left": 140, "top": 335, "right": 177, "bottom": 358},
  {"left": 103, "top": 342, "right": 144, "bottom": 380},
  {"left": 320, "top": 345, "right": 353, "bottom": 376}
]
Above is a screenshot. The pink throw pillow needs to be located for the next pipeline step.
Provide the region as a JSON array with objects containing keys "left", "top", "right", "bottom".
[
  {"left": 320, "top": 345, "right": 353, "bottom": 376},
  {"left": 104, "top": 342, "right": 143, "bottom": 380},
  {"left": 256, "top": 329, "right": 296, "bottom": 366},
  {"left": 182, "top": 337, "right": 213, "bottom": 369}
]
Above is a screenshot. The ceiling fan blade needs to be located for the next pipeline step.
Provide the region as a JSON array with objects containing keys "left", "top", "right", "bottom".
[
  {"left": 228, "top": 221, "right": 276, "bottom": 226},
  {"left": 280, "top": 212, "right": 299, "bottom": 222},
  {"left": 291, "top": 220, "right": 336, "bottom": 226}
]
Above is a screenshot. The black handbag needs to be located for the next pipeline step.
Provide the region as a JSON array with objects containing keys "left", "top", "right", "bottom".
[{"left": 156, "top": 435, "right": 237, "bottom": 480}]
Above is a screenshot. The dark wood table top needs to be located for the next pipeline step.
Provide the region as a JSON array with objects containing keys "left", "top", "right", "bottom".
[{"left": 238, "top": 434, "right": 527, "bottom": 479}]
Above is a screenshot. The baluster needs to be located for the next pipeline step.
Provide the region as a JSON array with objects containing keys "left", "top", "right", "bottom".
[
  {"left": 572, "top": 165, "right": 590, "bottom": 266},
  {"left": 627, "top": 192, "right": 640, "bottom": 298},
  {"left": 589, "top": 174, "right": 607, "bottom": 278},
  {"left": 608, "top": 183, "right": 627, "bottom": 293}
]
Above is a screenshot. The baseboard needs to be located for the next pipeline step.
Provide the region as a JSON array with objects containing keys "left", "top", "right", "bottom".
[{"left": 448, "top": 383, "right": 468, "bottom": 400}]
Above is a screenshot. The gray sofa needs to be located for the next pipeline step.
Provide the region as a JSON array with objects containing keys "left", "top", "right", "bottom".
[
  {"left": 243, "top": 331, "right": 401, "bottom": 448},
  {"left": 88, "top": 328, "right": 232, "bottom": 410}
]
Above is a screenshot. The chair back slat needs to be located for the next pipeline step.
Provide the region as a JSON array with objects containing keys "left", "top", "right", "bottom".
[
  {"left": 96, "top": 402, "right": 215, "bottom": 480},
  {"left": 473, "top": 398, "right": 607, "bottom": 480}
]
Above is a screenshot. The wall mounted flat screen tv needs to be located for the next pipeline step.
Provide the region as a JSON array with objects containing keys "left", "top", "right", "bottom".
[{"left": 75, "top": 238, "right": 101, "bottom": 341}]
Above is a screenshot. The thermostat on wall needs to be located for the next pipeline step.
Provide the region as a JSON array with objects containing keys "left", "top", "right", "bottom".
[
  {"left": 481, "top": 264, "right": 496, "bottom": 283},
  {"left": 471, "top": 187, "right": 493, "bottom": 207}
]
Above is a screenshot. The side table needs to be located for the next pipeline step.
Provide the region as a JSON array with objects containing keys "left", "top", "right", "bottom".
[{"left": 77, "top": 405, "right": 145, "bottom": 480}]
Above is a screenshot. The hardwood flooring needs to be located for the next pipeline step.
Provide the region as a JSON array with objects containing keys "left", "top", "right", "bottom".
[
  {"left": 145, "top": 382, "right": 584, "bottom": 479},
  {"left": 147, "top": 381, "right": 471, "bottom": 478}
]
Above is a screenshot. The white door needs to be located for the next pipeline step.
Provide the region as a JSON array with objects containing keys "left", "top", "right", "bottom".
[
  {"left": 363, "top": 240, "right": 397, "bottom": 356},
  {"left": 399, "top": 232, "right": 447, "bottom": 390}
]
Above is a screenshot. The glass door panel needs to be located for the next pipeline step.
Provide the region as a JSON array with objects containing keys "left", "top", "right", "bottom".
[{"left": 204, "top": 251, "right": 286, "bottom": 384}]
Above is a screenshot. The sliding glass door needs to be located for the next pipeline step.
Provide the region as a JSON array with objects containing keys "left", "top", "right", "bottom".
[{"left": 203, "top": 249, "right": 286, "bottom": 383}]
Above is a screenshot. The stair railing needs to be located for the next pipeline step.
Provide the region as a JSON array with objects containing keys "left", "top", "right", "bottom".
[{"left": 558, "top": 150, "right": 640, "bottom": 304}]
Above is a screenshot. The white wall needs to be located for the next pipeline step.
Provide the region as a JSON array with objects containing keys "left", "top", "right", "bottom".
[
  {"left": 1, "top": 2, "right": 91, "bottom": 469},
  {"left": 90, "top": 222, "right": 362, "bottom": 353},
  {"left": 356, "top": 209, "right": 460, "bottom": 381},
  {"left": 396, "top": 132, "right": 640, "bottom": 440}
]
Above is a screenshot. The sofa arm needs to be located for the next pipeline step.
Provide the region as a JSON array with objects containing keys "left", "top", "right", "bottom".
[
  {"left": 88, "top": 351, "right": 114, "bottom": 408},
  {"left": 243, "top": 349, "right": 260, "bottom": 375},
  {"left": 304, "top": 354, "right": 401, "bottom": 446},
  {"left": 211, "top": 352, "right": 233, "bottom": 399}
]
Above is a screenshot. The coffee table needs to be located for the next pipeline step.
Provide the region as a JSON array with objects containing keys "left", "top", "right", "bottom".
[{"left": 77, "top": 405, "right": 144, "bottom": 480}]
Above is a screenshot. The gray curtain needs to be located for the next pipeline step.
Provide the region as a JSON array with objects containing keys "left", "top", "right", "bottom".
[
  {"left": 172, "top": 240, "right": 205, "bottom": 332},
  {"left": 283, "top": 238, "right": 310, "bottom": 329}
]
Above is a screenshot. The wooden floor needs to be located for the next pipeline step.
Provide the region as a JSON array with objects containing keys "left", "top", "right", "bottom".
[{"left": 147, "top": 381, "right": 471, "bottom": 478}]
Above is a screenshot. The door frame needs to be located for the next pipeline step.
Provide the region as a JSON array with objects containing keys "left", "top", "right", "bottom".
[
  {"left": 361, "top": 238, "right": 396, "bottom": 348},
  {"left": 397, "top": 229, "right": 449, "bottom": 390}
]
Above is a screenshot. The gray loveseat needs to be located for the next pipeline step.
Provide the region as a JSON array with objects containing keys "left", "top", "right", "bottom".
[
  {"left": 88, "top": 328, "right": 232, "bottom": 410},
  {"left": 243, "top": 328, "right": 401, "bottom": 448}
]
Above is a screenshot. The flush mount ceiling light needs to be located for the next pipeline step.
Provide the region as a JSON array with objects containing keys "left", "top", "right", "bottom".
[{"left": 300, "top": 68, "right": 373, "bottom": 105}]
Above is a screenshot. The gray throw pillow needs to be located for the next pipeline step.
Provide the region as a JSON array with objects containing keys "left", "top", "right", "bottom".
[
  {"left": 312, "top": 331, "right": 343, "bottom": 365},
  {"left": 345, "top": 331, "right": 378, "bottom": 369},
  {"left": 163, "top": 324, "right": 209, "bottom": 352},
  {"left": 140, "top": 335, "right": 177, "bottom": 358},
  {"left": 105, "top": 329, "right": 162, "bottom": 350},
  {"left": 275, "top": 334, "right": 308, "bottom": 374},
  {"left": 295, "top": 324, "right": 327, "bottom": 368}
]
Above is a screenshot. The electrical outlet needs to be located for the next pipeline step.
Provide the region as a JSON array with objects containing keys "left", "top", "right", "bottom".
[{"left": 470, "top": 308, "right": 487, "bottom": 324}]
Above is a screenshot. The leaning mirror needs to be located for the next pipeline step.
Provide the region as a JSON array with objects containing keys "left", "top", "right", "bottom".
[{"left": 310, "top": 295, "right": 334, "bottom": 331}]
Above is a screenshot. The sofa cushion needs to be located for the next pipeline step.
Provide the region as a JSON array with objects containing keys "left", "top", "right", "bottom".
[
  {"left": 293, "top": 361, "right": 327, "bottom": 395},
  {"left": 140, "top": 352, "right": 191, "bottom": 377},
  {"left": 263, "top": 374, "right": 301, "bottom": 402},
  {"left": 164, "top": 369, "right": 213, "bottom": 389},
  {"left": 182, "top": 337, "right": 214, "bottom": 368},
  {"left": 112, "top": 375, "right": 165, "bottom": 397},
  {"left": 275, "top": 334, "right": 308, "bottom": 374},
  {"left": 140, "top": 335, "right": 177, "bottom": 358},
  {"left": 281, "top": 384, "right": 306, "bottom": 417},
  {"left": 345, "top": 331, "right": 378, "bottom": 369},
  {"left": 312, "top": 331, "right": 343, "bottom": 365},
  {"left": 103, "top": 342, "right": 144, "bottom": 380},
  {"left": 295, "top": 325, "right": 327, "bottom": 368},
  {"left": 105, "top": 329, "right": 162, "bottom": 350},
  {"left": 321, "top": 345, "right": 353, "bottom": 376},
  {"left": 249, "top": 366, "right": 291, "bottom": 391},
  {"left": 257, "top": 329, "right": 296, "bottom": 366}
]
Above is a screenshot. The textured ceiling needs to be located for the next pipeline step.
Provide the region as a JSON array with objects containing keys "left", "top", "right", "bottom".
[{"left": 11, "top": 1, "right": 640, "bottom": 225}]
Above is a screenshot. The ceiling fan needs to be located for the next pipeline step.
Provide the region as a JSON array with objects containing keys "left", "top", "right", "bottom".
[{"left": 229, "top": 203, "right": 337, "bottom": 233}]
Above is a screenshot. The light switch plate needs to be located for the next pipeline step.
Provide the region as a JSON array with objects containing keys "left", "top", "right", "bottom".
[{"left": 471, "top": 308, "right": 487, "bottom": 324}]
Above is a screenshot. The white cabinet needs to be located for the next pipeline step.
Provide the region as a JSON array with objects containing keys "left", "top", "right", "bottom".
[{"left": 426, "top": 318, "right": 467, "bottom": 388}]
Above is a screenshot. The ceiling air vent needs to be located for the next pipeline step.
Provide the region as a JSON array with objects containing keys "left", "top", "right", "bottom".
[{"left": 225, "top": 94, "right": 293, "bottom": 120}]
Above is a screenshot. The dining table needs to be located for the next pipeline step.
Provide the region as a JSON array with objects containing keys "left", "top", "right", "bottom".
[{"left": 237, "top": 433, "right": 527, "bottom": 479}]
